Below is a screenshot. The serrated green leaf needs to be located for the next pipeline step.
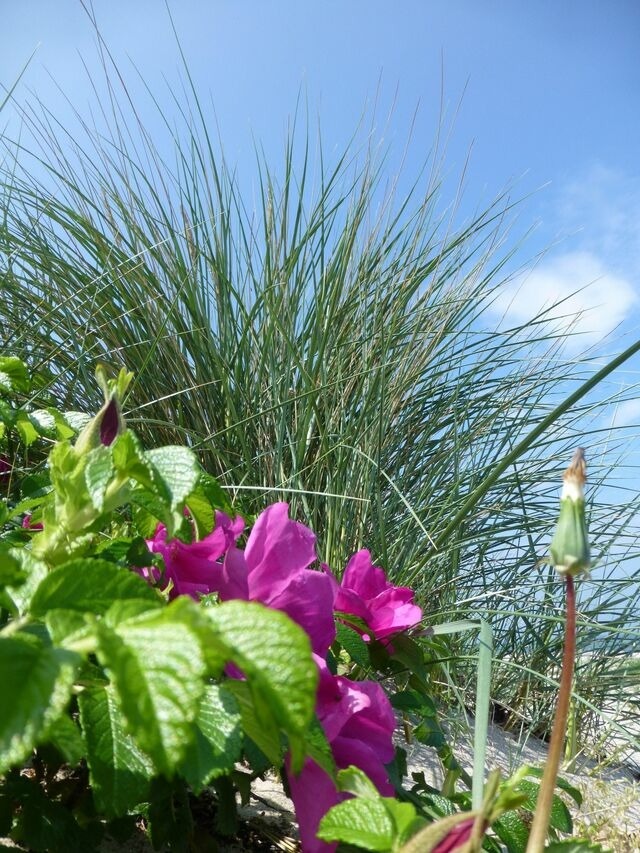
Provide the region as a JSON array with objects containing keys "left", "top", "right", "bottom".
[
  {"left": 179, "top": 684, "right": 242, "bottom": 793},
  {"left": 146, "top": 446, "right": 201, "bottom": 501},
  {"left": 146, "top": 445, "right": 200, "bottom": 528},
  {"left": 0, "top": 399, "right": 16, "bottom": 430},
  {"left": 336, "top": 621, "right": 370, "bottom": 666},
  {"left": 45, "top": 713, "right": 86, "bottom": 766},
  {"left": 184, "top": 488, "right": 215, "bottom": 539},
  {"left": 0, "top": 634, "right": 79, "bottom": 774},
  {"left": 337, "top": 766, "right": 379, "bottom": 799},
  {"left": 28, "top": 408, "right": 57, "bottom": 438},
  {"left": 95, "top": 600, "right": 206, "bottom": 774},
  {"left": 63, "top": 410, "right": 91, "bottom": 433},
  {"left": 45, "top": 609, "right": 93, "bottom": 646},
  {"left": 30, "top": 558, "right": 161, "bottom": 619},
  {"left": 516, "top": 779, "right": 573, "bottom": 834},
  {"left": 15, "top": 410, "right": 39, "bottom": 446},
  {"left": 79, "top": 684, "right": 154, "bottom": 817},
  {"left": 204, "top": 601, "right": 317, "bottom": 747},
  {"left": 0, "top": 544, "right": 26, "bottom": 588},
  {"left": 226, "top": 680, "right": 283, "bottom": 766},
  {"left": 318, "top": 796, "right": 395, "bottom": 851},
  {"left": 492, "top": 808, "right": 529, "bottom": 852},
  {"left": 383, "top": 799, "right": 425, "bottom": 846},
  {"left": 112, "top": 431, "right": 156, "bottom": 491},
  {"left": 199, "top": 473, "right": 235, "bottom": 516},
  {"left": 4, "top": 549, "right": 48, "bottom": 615},
  {"left": 84, "top": 445, "right": 114, "bottom": 512},
  {"left": 0, "top": 357, "right": 30, "bottom": 395}
]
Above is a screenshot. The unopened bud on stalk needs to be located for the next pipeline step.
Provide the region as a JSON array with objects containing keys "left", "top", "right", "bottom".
[
  {"left": 549, "top": 447, "right": 591, "bottom": 577},
  {"left": 75, "top": 365, "right": 132, "bottom": 454}
]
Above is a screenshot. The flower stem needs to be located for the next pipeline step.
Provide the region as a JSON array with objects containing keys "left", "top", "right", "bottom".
[{"left": 526, "top": 574, "right": 576, "bottom": 852}]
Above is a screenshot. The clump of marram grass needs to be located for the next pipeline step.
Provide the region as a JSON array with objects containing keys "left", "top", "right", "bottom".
[{"left": 1, "top": 37, "right": 640, "bottom": 760}]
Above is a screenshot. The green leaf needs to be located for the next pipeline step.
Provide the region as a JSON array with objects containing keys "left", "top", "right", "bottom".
[
  {"left": 27, "top": 408, "right": 57, "bottom": 438},
  {"left": 199, "top": 472, "right": 235, "bottom": 516},
  {"left": 15, "top": 410, "right": 39, "bottom": 446},
  {"left": 8, "top": 774, "right": 102, "bottom": 852},
  {"left": 336, "top": 765, "right": 380, "bottom": 799},
  {"left": 0, "top": 544, "right": 26, "bottom": 588},
  {"left": 0, "top": 399, "right": 16, "bottom": 431},
  {"left": 0, "top": 356, "right": 30, "bottom": 395},
  {"left": 318, "top": 797, "right": 395, "bottom": 851},
  {"left": 203, "top": 600, "right": 317, "bottom": 768},
  {"left": 516, "top": 779, "right": 573, "bottom": 834},
  {"left": 183, "top": 488, "right": 215, "bottom": 539},
  {"left": 145, "top": 445, "right": 201, "bottom": 534},
  {"left": 84, "top": 444, "right": 114, "bottom": 512},
  {"left": 545, "top": 843, "right": 606, "bottom": 852},
  {"left": 30, "top": 558, "right": 161, "bottom": 619},
  {"left": 79, "top": 684, "right": 154, "bottom": 817},
  {"left": 62, "top": 410, "right": 91, "bottom": 433},
  {"left": 336, "top": 621, "right": 370, "bottom": 666},
  {"left": 387, "top": 803, "right": 425, "bottom": 847},
  {"left": 45, "top": 713, "right": 86, "bottom": 766},
  {"left": 226, "top": 680, "right": 283, "bottom": 766},
  {"left": 4, "top": 549, "right": 48, "bottom": 616},
  {"left": 95, "top": 599, "right": 206, "bottom": 774},
  {"left": 179, "top": 684, "right": 242, "bottom": 794},
  {"left": 112, "top": 431, "right": 156, "bottom": 491},
  {"left": 0, "top": 634, "right": 79, "bottom": 774},
  {"left": 492, "top": 809, "right": 529, "bottom": 852}
]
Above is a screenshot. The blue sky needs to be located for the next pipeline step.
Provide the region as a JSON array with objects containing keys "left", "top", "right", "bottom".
[{"left": 3, "top": 0, "right": 640, "bottom": 403}]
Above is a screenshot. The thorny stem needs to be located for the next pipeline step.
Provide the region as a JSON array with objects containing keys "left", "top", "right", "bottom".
[{"left": 525, "top": 574, "right": 576, "bottom": 852}]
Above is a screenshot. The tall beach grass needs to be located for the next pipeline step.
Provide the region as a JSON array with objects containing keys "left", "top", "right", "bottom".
[{"left": 1, "top": 48, "right": 639, "bottom": 761}]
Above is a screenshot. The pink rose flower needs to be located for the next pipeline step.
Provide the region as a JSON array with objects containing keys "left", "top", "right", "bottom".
[
  {"left": 286, "top": 654, "right": 396, "bottom": 853},
  {"left": 143, "top": 510, "right": 244, "bottom": 599},
  {"left": 330, "top": 549, "right": 422, "bottom": 641},
  {"left": 219, "top": 503, "right": 336, "bottom": 656}
]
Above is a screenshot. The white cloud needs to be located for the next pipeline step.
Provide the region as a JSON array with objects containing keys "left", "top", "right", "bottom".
[
  {"left": 492, "top": 250, "right": 637, "bottom": 348},
  {"left": 609, "top": 398, "right": 640, "bottom": 429}
]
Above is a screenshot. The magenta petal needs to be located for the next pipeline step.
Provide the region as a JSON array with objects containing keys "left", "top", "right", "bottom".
[
  {"left": 432, "top": 817, "right": 477, "bottom": 853},
  {"left": 367, "top": 587, "right": 423, "bottom": 638},
  {"left": 219, "top": 545, "right": 250, "bottom": 600},
  {"left": 341, "top": 550, "right": 388, "bottom": 598},
  {"left": 335, "top": 550, "right": 422, "bottom": 641},
  {"left": 333, "top": 586, "right": 371, "bottom": 625},
  {"left": 267, "top": 570, "right": 336, "bottom": 656},
  {"left": 245, "top": 503, "right": 318, "bottom": 601},
  {"left": 286, "top": 758, "right": 339, "bottom": 853},
  {"left": 330, "top": 736, "right": 394, "bottom": 795}
]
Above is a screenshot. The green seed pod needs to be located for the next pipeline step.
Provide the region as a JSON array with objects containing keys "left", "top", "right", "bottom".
[{"left": 549, "top": 448, "right": 591, "bottom": 577}]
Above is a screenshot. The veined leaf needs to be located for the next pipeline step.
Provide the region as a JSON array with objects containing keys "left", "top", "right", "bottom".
[
  {"left": 179, "top": 684, "right": 242, "bottom": 793},
  {"left": 79, "top": 684, "right": 154, "bottom": 816},
  {"left": 30, "top": 558, "right": 161, "bottom": 619},
  {"left": 84, "top": 445, "right": 114, "bottom": 512},
  {"left": 95, "top": 599, "right": 206, "bottom": 774},
  {"left": 318, "top": 797, "right": 396, "bottom": 851},
  {"left": 0, "top": 357, "right": 29, "bottom": 395},
  {"left": 0, "top": 634, "right": 79, "bottom": 774},
  {"left": 203, "top": 601, "right": 318, "bottom": 749}
]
